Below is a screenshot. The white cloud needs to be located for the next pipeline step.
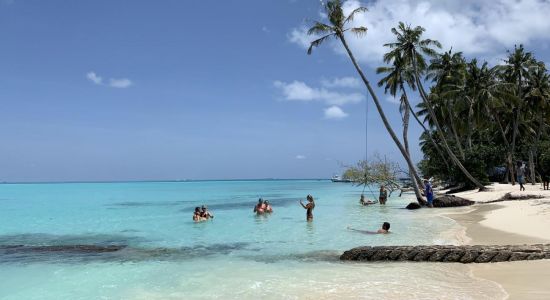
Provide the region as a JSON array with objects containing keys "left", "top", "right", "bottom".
[
  {"left": 261, "top": 26, "right": 270, "bottom": 33},
  {"left": 385, "top": 95, "right": 400, "bottom": 104},
  {"left": 86, "top": 72, "right": 103, "bottom": 85},
  {"left": 273, "top": 80, "right": 363, "bottom": 106},
  {"left": 290, "top": 0, "right": 550, "bottom": 64},
  {"left": 321, "top": 76, "right": 361, "bottom": 88},
  {"left": 324, "top": 106, "right": 348, "bottom": 119},
  {"left": 109, "top": 78, "right": 133, "bottom": 88},
  {"left": 86, "top": 71, "right": 133, "bottom": 88},
  {"left": 295, "top": 155, "right": 307, "bottom": 159},
  {"left": 288, "top": 26, "right": 315, "bottom": 49}
]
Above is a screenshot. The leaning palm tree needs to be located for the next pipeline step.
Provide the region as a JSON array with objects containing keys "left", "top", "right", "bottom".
[
  {"left": 384, "top": 22, "right": 485, "bottom": 190},
  {"left": 306, "top": 0, "right": 426, "bottom": 204},
  {"left": 376, "top": 54, "right": 424, "bottom": 193}
]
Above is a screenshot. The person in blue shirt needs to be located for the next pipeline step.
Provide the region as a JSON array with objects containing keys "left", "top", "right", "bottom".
[{"left": 424, "top": 180, "right": 434, "bottom": 208}]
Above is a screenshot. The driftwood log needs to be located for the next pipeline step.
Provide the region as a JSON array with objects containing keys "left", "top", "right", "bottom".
[{"left": 340, "top": 244, "right": 550, "bottom": 263}]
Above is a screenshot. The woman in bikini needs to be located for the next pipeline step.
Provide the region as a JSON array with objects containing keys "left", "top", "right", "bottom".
[{"left": 299, "top": 194, "right": 315, "bottom": 221}]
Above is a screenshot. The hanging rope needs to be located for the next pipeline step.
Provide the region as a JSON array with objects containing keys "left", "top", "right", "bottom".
[{"left": 361, "top": 90, "right": 376, "bottom": 199}]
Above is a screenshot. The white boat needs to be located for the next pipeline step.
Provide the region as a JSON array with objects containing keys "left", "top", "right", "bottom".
[{"left": 331, "top": 174, "right": 352, "bottom": 183}]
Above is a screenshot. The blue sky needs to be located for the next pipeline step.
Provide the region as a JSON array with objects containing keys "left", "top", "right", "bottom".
[{"left": 1, "top": 0, "right": 549, "bottom": 182}]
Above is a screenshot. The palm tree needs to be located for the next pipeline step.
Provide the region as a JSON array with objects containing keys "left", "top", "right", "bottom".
[
  {"left": 376, "top": 54, "right": 424, "bottom": 194},
  {"left": 427, "top": 49, "right": 468, "bottom": 158},
  {"left": 525, "top": 62, "right": 550, "bottom": 183},
  {"left": 306, "top": 0, "right": 426, "bottom": 204},
  {"left": 501, "top": 44, "right": 536, "bottom": 184},
  {"left": 384, "top": 22, "right": 486, "bottom": 190}
]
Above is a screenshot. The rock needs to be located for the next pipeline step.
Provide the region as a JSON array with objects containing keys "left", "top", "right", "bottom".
[
  {"left": 433, "top": 195, "right": 475, "bottom": 207},
  {"left": 428, "top": 250, "right": 451, "bottom": 262},
  {"left": 340, "top": 244, "right": 550, "bottom": 263},
  {"left": 491, "top": 251, "right": 512, "bottom": 262},
  {"left": 475, "top": 251, "right": 498, "bottom": 263},
  {"left": 509, "top": 252, "right": 530, "bottom": 261},
  {"left": 406, "top": 202, "right": 422, "bottom": 210},
  {"left": 443, "top": 250, "right": 464, "bottom": 262},
  {"left": 460, "top": 251, "right": 479, "bottom": 263}
]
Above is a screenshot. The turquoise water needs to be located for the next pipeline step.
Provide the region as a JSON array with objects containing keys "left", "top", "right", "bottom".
[{"left": 0, "top": 180, "right": 505, "bottom": 299}]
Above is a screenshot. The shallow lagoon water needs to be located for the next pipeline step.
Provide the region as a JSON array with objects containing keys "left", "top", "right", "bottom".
[{"left": 0, "top": 180, "right": 506, "bottom": 299}]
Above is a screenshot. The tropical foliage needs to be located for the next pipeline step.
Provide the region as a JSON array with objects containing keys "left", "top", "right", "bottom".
[{"left": 305, "top": 1, "right": 550, "bottom": 200}]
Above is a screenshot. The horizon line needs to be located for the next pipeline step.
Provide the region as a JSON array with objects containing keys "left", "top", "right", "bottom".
[{"left": 0, "top": 178, "right": 333, "bottom": 185}]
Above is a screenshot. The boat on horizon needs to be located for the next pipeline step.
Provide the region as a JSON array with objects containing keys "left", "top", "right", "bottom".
[{"left": 331, "top": 174, "right": 353, "bottom": 183}]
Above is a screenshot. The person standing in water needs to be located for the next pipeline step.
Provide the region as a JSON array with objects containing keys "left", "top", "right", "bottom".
[
  {"left": 299, "top": 194, "right": 315, "bottom": 221},
  {"left": 379, "top": 186, "right": 388, "bottom": 205},
  {"left": 424, "top": 180, "right": 434, "bottom": 208},
  {"left": 253, "top": 198, "right": 265, "bottom": 214}
]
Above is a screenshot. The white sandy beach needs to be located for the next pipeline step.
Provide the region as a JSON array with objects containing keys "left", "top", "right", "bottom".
[{"left": 445, "top": 183, "right": 550, "bottom": 299}]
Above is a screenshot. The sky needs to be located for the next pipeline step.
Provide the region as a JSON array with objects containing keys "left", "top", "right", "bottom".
[{"left": 1, "top": 0, "right": 550, "bottom": 182}]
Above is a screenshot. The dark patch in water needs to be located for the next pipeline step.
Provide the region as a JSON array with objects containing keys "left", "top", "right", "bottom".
[
  {"left": 0, "top": 233, "right": 145, "bottom": 247},
  {"left": 120, "top": 229, "right": 140, "bottom": 233},
  {"left": 106, "top": 200, "right": 193, "bottom": 208},
  {"left": 0, "top": 238, "right": 250, "bottom": 264},
  {"left": 242, "top": 250, "right": 341, "bottom": 263}
]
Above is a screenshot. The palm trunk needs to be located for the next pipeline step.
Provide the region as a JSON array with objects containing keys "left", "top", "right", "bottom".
[
  {"left": 413, "top": 59, "right": 485, "bottom": 190},
  {"left": 448, "top": 107, "right": 466, "bottom": 160},
  {"left": 406, "top": 96, "right": 451, "bottom": 171},
  {"left": 337, "top": 34, "right": 426, "bottom": 205},
  {"left": 467, "top": 104, "right": 474, "bottom": 151},
  {"left": 494, "top": 113, "right": 514, "bottom": 184},
  {"left": 510, "top": 108, "right": 519, "bottom": 185},
  {"left": 510, "top": 77, "right": 523, "bottom": 185},
  {"left": 528, "top": 150, "right": 535, "bottom": 184}
]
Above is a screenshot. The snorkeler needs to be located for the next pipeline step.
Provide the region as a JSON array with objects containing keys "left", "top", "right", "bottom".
[
  {"left": 347, "top": 222, "right": 391, "bottom": 234},
  {"left": 299, "top": 194, "right": 315, "bottom": 221}
]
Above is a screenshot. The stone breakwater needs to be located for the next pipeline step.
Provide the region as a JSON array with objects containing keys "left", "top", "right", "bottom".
[{"left": 340, "top": 244, "right": 550, "bottom": 263}]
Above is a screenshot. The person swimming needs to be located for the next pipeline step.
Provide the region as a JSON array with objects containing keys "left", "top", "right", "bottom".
[
  {"left": 299, "top": 194, "right": 315, "bottom": 221},
  {"left": 254, "top": 198, "right": 265, "bottom": 214},
  {"left": 347, "top": 222, "right": 391, "bottom": 234}
]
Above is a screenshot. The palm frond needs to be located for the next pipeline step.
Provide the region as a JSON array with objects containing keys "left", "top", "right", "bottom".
[
  {"left": 344, "top": 7, "right": 368, "bottom": 24},
  {"left": 307, "top": 21, "right": 334, "bottom": 36},
  {"left": 349, "top": 26, "right": 367, "bottom": 37},
  {"left": 307, "top": 33, "right": 336, "bottom": 55}
]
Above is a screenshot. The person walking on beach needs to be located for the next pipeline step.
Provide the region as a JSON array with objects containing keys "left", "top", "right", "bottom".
[
  {"left": 379, "top": 186, "right": 388, "bottom": 205},
  {"left": 517, "top": 162, "right": 526, "bottom": 191},
  {"left": 424, "top": 180, "right": 434, "bottom": 208},
  {"left": 299, "top": 194, "right": 315, "bottom": 221}
]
